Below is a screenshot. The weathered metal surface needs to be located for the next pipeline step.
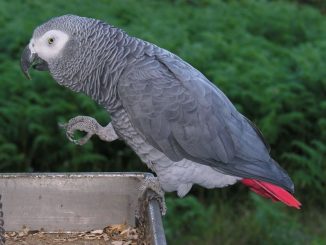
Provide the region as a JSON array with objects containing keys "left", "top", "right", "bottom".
[
  {"left": 0, "top": 195, "right": 4, "bottom": 245},
  {"left": 147, "top": 199, "right": 167, "bottom": 245},
  {"left": 0, "top": 172, "right": 166, "bottom": 245}
]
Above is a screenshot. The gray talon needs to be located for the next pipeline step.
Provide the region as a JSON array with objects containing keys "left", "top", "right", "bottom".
[
  {"left": 60, "top": 116, "right": 119, "bottom": 145},
  {"left": 137, "top": 176, "right": 166, "bottom": 217}
]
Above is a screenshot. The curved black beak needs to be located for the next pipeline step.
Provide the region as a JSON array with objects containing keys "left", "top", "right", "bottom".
[
  {"left": 20, "top": 45, "right": 34, "bottom": 80},
  {"left": 20, "top": 45, "right": 49, "bottom": 80}
]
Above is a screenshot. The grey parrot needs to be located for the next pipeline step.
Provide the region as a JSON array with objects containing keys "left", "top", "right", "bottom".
[{"left": 21, "top": 15, "right": 300, "bottom": 210}]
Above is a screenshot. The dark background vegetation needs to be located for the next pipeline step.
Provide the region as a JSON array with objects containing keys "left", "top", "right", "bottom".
[{"left": 0, "top": 0, "right": 325, "bottom": 244}]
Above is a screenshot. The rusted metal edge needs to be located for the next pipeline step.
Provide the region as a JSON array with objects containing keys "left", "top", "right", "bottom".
[
  {"left": 0, "top": 172, "right": 152, "bottom": 179},
  {"left": 0, "top": 195, "right": 5, "bottom": 245},
  {"left": 147, "top": 199, "right": 167, "bottom": 245}
]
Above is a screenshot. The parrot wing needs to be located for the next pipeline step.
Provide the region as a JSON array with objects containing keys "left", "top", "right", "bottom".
[{"left": 118, "top": 48, "right": 294, "bottom": 193}]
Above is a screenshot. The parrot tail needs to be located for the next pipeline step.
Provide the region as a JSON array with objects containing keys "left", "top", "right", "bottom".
[{"left": 241, "top": 178, "right": 301, "bottom": 209}]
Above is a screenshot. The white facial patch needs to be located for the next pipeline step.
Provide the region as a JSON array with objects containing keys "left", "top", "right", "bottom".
[{"left": 29, "top": 30, "right": 69, "bottom": 61}]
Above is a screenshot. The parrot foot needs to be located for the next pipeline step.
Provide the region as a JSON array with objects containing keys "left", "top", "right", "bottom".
[
  {"left": 137, "top": 175, "right": 166, "bottom": 218},
  {"left": 59, "top": 116, "right": 118, "bottom": 145}
]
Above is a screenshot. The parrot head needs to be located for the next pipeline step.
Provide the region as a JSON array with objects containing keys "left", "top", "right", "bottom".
[{"left": 20, "top": 15, "right": 107, "bottom": 91}]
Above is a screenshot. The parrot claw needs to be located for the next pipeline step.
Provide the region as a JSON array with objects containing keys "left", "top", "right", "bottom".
[
  {"left": 136, "top": 175, "right": 166, "bottom": 218},
  {"left": 59, "top": 116, "right": 119, "bottom": 145},
  {"left": 59, "top": 116, "right": 100, "bottom": 145},
  {"left": 71, "top": 133, "right": 92, "bottom": 146}
]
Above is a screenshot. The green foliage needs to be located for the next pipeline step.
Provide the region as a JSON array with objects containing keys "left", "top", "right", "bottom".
[
  {"left": 164, "top": 196, "right": 216, "bottom": 244},
  {"left": 0, "top": 0, "right": 325, "bottom": 244},
  {"left": 250, "top": 194, "right": 306, "bottom": 244},
  {"left": 282, "top": 140, "right": 326, "bottom": 204},
  {"left": 286, "top": 0, "right": 326, "bottom": 12},
  {"left": 165, "top": 194, "right": 326, "bottom": 245}
]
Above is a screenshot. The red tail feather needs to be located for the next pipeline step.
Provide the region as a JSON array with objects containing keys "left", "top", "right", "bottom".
[{"left": 241, "top": 178, "right": 301, "bottom": 209}]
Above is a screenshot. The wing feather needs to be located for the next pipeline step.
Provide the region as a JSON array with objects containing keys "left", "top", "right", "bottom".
[{"left": 118, "top": 47, "right": 294, "bottom": 192}]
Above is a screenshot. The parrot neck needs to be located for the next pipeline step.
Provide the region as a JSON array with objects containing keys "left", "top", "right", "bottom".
[
  {"left": 77, "top": 27, "right": 140, "bottom": 113},
  {"left": 52, "top": 25, "right": 145, "bottom": 114}
]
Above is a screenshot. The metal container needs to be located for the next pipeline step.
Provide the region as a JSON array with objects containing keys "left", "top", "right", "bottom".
[{"left": 0, "top": 172, "right": 166, "bottom": 245}]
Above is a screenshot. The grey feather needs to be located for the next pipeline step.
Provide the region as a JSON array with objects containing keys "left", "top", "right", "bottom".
[
  {"left": 23, "top": 15, "right": 295, "bottom": 195},
  {"left": 118, "top": 45, "right": 294, "bottom": 192}
]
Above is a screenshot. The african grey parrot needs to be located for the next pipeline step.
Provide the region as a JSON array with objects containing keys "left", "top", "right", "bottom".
[{"left": 21, "top": 15, "right": 300, "bottom": 209}]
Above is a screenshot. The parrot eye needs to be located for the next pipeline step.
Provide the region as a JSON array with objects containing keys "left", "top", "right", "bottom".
[
  {"left": 48, "top": 37, "right": 55, "bottom": 45},
  {"left": 34, "top": 30, "right": 68, "bottom": 60}
]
